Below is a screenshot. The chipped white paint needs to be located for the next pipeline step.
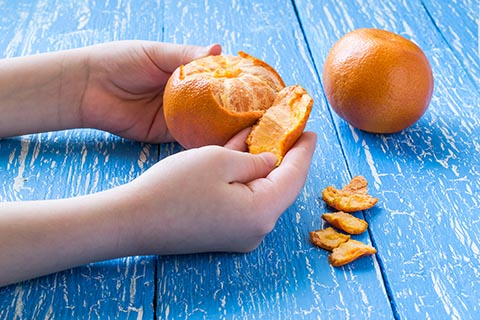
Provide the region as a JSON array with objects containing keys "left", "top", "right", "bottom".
[
  {"left": 12, "top": 286, "right": 24, "bottom": 320},
  {"left": 361, "top": 139, "right": 382, "bottom": 190},
  {"left": 0, "top": 0, "right": 479, "bottom": 319},
  {"left": 12, "top": 139, "right": 30, "bottom": 193},
  {"left": 295, "top": 0, "right": 480, "bottom": 319}
]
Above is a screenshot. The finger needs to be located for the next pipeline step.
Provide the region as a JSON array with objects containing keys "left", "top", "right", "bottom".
[
  {"left": 149, "top": 42, "right": 222, "bottom": 73},
  {"left": 224, "top": 151, "right": 278, "bottom": 184},
  {"left": 224, "top": 127, "right": 251, "bottom": 151},
  {"left": 248, "top": 131, "right": 317, "bottom": 213}
]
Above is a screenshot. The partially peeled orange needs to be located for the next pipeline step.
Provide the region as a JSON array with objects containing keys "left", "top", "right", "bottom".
[{"left": 163, "top": 52, "right": 285, "bottom": 149}]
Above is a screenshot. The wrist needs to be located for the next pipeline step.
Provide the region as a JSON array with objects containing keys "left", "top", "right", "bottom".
[
  {"left": 57, "top": 48, "right": 90, "bottom": 130},
  {"left": 95, "top": 184, "right": 149, "bottom": 258},
  {"left": 0, "top": 49, "right": 89, "bottom": 137}
]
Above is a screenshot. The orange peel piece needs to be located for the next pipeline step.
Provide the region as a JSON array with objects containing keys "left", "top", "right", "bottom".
[
  {"left": 246, "top": 84, "right": 313, "bottom": 165},
  {"left": 310, "top": 227, "right": 350, "bottom": 251},
  {"left": 322, "top": 176, "right": 378, "bottom": 212},
  {"left": 328, "top": 240, "right": 377, "bottom": 267},
  {"left": 322, "top": 211, "right": 369, "bottom": 235}
]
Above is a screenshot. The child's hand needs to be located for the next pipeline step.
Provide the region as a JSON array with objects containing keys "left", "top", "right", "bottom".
[
  {"left": 0, "top": 41, "right": 221, "bottom": 139},
  {"left": 118, "top": 130, "right": 317, "bottom": 254},
  {"left": 79, "top": 41, "right": 222, "bottom": 143},
  {"left": 0, "top": 129, "right": 316, "bottom": 286}
]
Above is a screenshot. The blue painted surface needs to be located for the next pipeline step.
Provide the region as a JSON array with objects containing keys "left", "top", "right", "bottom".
[{"left": 0, "top": 0, "right": 478, "bottom": 319}]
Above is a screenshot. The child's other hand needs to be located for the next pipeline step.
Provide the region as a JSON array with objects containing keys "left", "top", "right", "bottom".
[{"left": 79, "top": 41, "right": 222, "bottom": 143}]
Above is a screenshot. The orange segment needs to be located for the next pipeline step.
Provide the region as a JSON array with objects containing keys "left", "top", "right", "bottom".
[{"left": 245, "top": 85, "right": 313, "bottom": 165}]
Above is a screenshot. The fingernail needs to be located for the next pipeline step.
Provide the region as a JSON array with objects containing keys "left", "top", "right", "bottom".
[{"left": 206, "top": 43, "right": 222, "bottom": 56}]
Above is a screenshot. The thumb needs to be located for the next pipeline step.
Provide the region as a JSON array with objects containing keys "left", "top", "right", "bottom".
[
  {"left": 226, "top": 152, "right": 278, "bottom": 184},
  {"left": 224, "top": 127, "right": 251, "bottom": 152},
  {"left": 150, "top": 42, "right": 222, "bottom": 73},
  {"left": 183, "top": 43, "right": 222, "bottom": 63}
]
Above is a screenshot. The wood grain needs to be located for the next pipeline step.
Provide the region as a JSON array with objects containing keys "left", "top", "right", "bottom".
[
  {"left": 0, "top": 0, "right": 478, "bottom": 319},
  {"left": 0, "top": 132, "right": 158, "bottom": 319},
  {"left": 296, "top": 0, "right": 480, "bottom": 318},
  {"left": 422, "top": 0, "right": 479, "bottom": 89},
  {"left": 0, "top": 0, "right": 161, "bottom": 318}
]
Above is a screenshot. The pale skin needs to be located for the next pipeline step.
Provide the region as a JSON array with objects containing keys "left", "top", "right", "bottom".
[{"left": 0, "top": 41, "right": 317, "bottom": 287}]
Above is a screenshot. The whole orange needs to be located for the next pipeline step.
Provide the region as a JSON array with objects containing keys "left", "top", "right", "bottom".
[
  {"left": 163, "top": 52, "right": 285, "bottom": 149},
  {"left": 322, "top": 28, "right": 434, "bottom": 133}
]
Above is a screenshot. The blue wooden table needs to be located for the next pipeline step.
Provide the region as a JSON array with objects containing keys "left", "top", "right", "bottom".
[{"left": 0, "top": 0, "right": 478, "bottom": 319}]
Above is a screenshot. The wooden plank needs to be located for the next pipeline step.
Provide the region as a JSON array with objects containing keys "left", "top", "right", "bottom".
[
  {"left": 295, "top": 0, "right": 480, "bottom": 318},
  {"left": 1, "top": 0, "right": 475, "bottom": 318},
  {"left": 421, "top": 0, "right": 479, "bottom": 89},
  {"left": 0, "top": 133, "right": 157, "bottom": 319},
  {"left": 158, "top": 1, "right": 394, "bottom": 319},
  {"left": 0, "top": 0, "right": 161, "bottom": 318}
]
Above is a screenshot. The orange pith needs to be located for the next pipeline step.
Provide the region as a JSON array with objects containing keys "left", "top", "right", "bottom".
[
  {"left": 246, "top": 85, "right": 313, "bottom": 165},
  {"left": 163, "top": 51, "right": 285, "bottom": 148},
  {"left": 322, "top": 28, "right": 434, "bottom": 133}
]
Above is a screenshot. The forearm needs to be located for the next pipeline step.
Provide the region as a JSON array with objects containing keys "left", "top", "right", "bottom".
[
  {"left": 0, "top": 49, "right": 87, "bottom": 138},
  {"left": 0, "top": 187, "right": 136, "bottom": 287}
]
